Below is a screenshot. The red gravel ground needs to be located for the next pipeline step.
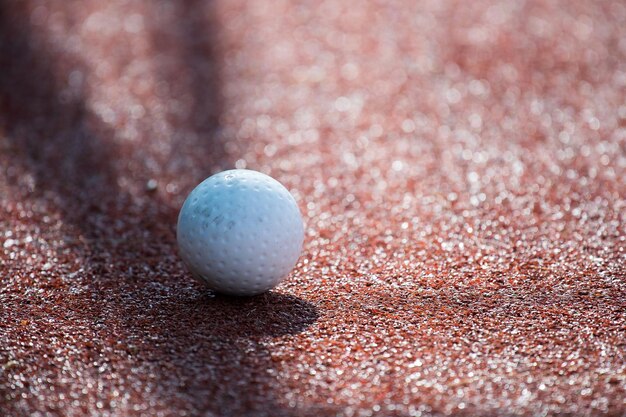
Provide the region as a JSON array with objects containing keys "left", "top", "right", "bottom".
[{"left": 1, "top": 0, "right": 625, "bottom": 416}]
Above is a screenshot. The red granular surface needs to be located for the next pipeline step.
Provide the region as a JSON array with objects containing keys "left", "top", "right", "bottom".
[{"left": 1, "top": 0, "right": 625, "bottom": 416}]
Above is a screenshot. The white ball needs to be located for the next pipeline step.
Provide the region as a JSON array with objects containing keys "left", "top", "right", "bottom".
[{"left": 177, "top": 169, "right": 304, "bottom": 296}]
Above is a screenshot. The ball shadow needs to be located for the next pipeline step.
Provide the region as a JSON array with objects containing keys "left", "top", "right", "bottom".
[{"left": 139, "top": 291, "right": 320, "bottom": 340}]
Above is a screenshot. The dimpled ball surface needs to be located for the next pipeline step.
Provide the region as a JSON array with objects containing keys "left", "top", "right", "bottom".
[{"left": 177, "top": 169, "right": 304, "bottom": 296}]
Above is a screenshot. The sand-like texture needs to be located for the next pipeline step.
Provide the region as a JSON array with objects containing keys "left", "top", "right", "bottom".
[{"left": 1, "top": 1, "right": 624, "bottom": 416}]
